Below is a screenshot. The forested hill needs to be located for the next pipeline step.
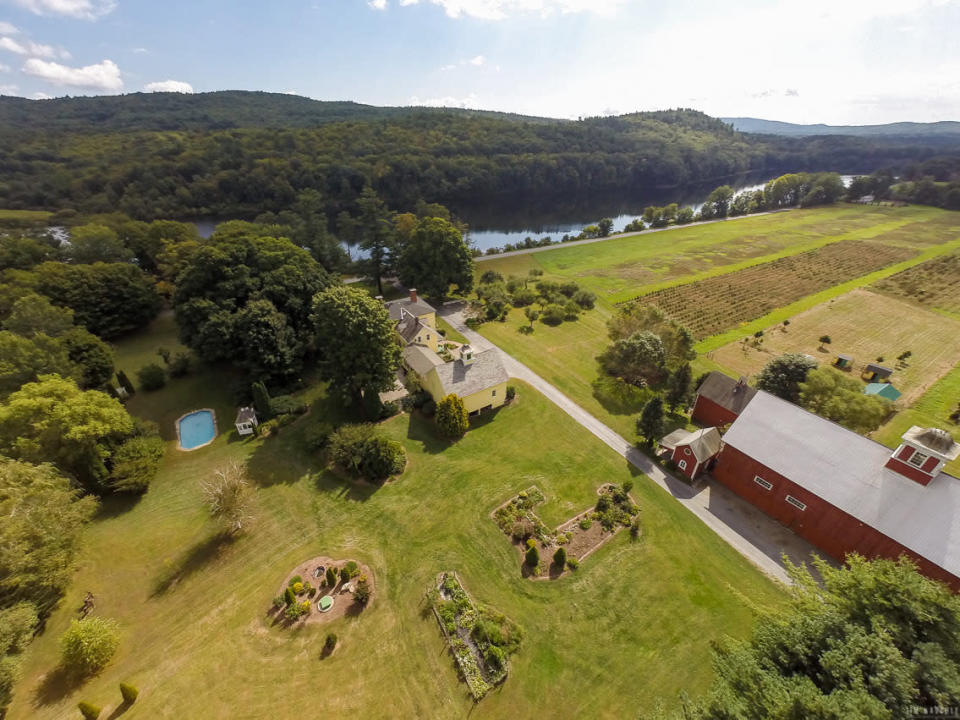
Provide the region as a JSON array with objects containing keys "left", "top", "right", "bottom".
[
  {"left": 0, "top": 92, "right": 958, "bottom": 221},
  {"left": 723, "top": 116, "right": 960, "bottom": 137},
  {"left": 0, "top": 90, "right": 555, "bottom": 132}
]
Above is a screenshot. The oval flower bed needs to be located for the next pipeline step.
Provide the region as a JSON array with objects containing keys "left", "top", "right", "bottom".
[{"left": 271, "top": 555, "right": 375, "bottom": 625}]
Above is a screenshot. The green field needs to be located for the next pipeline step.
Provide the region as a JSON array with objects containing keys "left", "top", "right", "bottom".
[
  {"left": 474, "top": 205, "right": 960, "bottom": 440},
  {"left": 874, "top": 360, "right": 960, "bottom": 476},
  {"left": 10, "top": 337, "right": 782, "bottom": 719},
  {"left": 0, "top": 208, "right": 53, "bottom": 223}
]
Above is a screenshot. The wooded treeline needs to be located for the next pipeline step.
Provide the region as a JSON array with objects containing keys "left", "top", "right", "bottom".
[{"left": 1, "top": 92, "right": 958, "bottom": 222}]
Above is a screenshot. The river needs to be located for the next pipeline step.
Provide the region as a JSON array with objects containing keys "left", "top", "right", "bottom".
[{"left": 194, "top": 174, "right": 855, "bottom": 254}]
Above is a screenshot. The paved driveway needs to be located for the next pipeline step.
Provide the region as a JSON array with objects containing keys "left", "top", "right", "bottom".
[{"left": 439, "top": 305, "right": 822, "bottom": 586}]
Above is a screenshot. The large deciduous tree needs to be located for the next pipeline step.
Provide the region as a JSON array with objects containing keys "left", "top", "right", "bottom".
[
  {"left": 311, "top": 286, "right": 400, "bottom": 412},
  {"left": 398, "top": 217, "right": 474, "bottom": 299},
  {"left": 202, "top": 461, "right": 254, "bottom": 534},
  {"left": 661, "top": 556, "right": 960, "bottom": 719},
  {"left": 173, "top": 233, "right": 331, "bottom": 381},
  {"left": 599, "top": 331, "right": 667, "bottom": 386},
  {"left": 755, "top": 353, "right": 818, "bottom": 403},
  {"left": 0, "top": 458, "right": 97, "bottom": 616},
  {"left": 24, "top": 262, "right": 161, "bottom": 339},
  {"left": 0, "top": 374, "right": 133, "bottom": 492},
  {"left": 66, "top": 224, "right": 134, "bottom": 264},
  {"left": 799, "top": 367, "right": 889, "bottom": 432},
  {"left": 356, "top": 187, "right": 397, "bottom": 296}
]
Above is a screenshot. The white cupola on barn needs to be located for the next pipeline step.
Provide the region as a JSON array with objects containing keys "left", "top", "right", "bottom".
[{"left": 885, "top": 426, "right": 960, "bottom": 485}]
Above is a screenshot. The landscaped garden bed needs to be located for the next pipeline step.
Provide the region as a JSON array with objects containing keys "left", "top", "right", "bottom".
[
  {"left": 492, "top": 483, "right": 640, "bottom": 579},
  {"left": 270, "top": 555, "right": 374, "bottom": 626},
  {"left": 427, "top": 572, "right": 522, "bottom": 701}
]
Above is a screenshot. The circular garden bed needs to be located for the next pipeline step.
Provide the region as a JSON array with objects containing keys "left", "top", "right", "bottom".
[{"left": 271, "top": 555, "right": 375, "bottom": 626}]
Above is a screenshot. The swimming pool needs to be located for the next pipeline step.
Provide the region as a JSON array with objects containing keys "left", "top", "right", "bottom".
[{"left": 177, "top": 409, "right": 217, "bottom": 450}]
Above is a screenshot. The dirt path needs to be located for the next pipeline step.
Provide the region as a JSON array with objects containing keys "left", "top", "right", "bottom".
[{"left": 439, "top": 306, "right": 821, "bottom": 586}]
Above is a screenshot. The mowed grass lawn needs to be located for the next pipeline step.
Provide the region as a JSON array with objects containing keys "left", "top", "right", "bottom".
[
  {"left": 10, "top": 350, "right": 783, "bottom": 719},
  {"left": 475, "top": 205, "right": 960, "bottom": 440},
  {"left": 707, "top": 289, "right": 960, "bottom": 405}
]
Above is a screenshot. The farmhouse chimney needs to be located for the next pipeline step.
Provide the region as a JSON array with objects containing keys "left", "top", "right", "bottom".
[
  {"left": 409, "top": 288, "right": 418, "bottom": 304},
  {"left": 885, "top": 426, "right": 960, "bottom": 486},
  {"left": 733, "top": 376, "right": 747, "bottom": 394},
  {"left": 461, "top": 344, "right": 474, "bottom": 366}
]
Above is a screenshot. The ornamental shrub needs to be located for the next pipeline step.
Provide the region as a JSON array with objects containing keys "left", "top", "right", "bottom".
[
  {"left": 324, "top": 633, "right": 337, "bottom": 653},
  {"left": 168, "top": 352, "right": 191, "bottom": 377},
  {"left": 525, "top": 545, "right": 539, "bottom": 568},
  {"left": 284, "top": 587, "right": 296, "bottom": 606},
  {"left": 553, "top": 547, "right": 567, "bottom": 568},
  {"left": 119, "top": 682, "right": 139, "bottom": 704},
  {"left": 436, "top": 394, "right": 468, "bottom": 439},
  {"left": 273, "top": 595, "right": 285, "bottom": 610},
  {"left": 292, "top": 582, "right": 304, "bottom": 595},
  {"left": 325, "top": 567, "right": 338, "bottom": 587},
  {"left": 78, "top": 701, "right": 102, "bottom": 719},
  {"left": 566, "top": 557, "right": 580, "bottom": 571},
  {"left": 505, "top": 385, "right": 517, "bottom": 401},
  {"left": 136, "top": 363, "right": 166, "bottom": 391},
  {"left": 541, "top": 303, "right": 565, "bottom": 326},
  {"left": 60, "top": 617, "right": 120, "bottom": 677},
  {"left": 288, "top": 575, "right": 303, "bottom": 586},
  {"left": 355, "top": 578, "right": 371, "bottom": 605},
  {"left": 344, "top": 561, "right": 359, "bottom": 578}
]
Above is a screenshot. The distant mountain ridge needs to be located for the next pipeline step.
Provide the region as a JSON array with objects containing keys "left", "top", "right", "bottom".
[
  {"left": 723, "top": 117, "right": 960, "bottom": 137},
  {"left": 0, "top": 90, "right": 558, "bottom": 132}
]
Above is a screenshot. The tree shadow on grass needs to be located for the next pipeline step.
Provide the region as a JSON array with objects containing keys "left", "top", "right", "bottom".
[
  {"left": 151, "top": 531, "right": 237, "bottom": 596},
  {"left": 312, "top": 467, "right": 382, "bottom": 503},
  {"left": 94, "top": 493, "right": 143, "bottom": 520},
  {"left": 32, "top": 666, "right": 82, "bottom": 707},
  {"left": 591, "top": 372, "right": 653, "bottom": 418},
  {"left": 106, "top": 701, "right": 134, "bottom": 719},
  {"left": 405, "top": 411, "right": 452, "bottom": 454},
  {"left": 466, "top": 405, "right": 505, "bottom": 432}
]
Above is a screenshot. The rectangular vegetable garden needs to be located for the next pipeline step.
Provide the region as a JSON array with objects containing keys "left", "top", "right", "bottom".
[{"left": 428, "top": 572, "right": 522, "bottom": 701}]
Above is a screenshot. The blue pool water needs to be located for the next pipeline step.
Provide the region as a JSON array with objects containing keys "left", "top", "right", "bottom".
[{"left": 178, "top": 410, "right": 216, "bottom": 450}]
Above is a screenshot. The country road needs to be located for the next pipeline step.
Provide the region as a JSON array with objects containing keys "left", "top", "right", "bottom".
[{"left": 439, "top": 305, "right": 821, "bottom": 585}]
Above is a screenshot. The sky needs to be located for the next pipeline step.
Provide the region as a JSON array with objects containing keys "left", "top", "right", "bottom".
[{"left": 0, "top": 0, "right": 957, "bottom": 124}]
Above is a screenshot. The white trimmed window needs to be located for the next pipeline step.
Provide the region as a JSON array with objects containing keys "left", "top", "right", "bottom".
[
  {"left": 785, "top": 495, "right": 806, "bottom": 511},
  {"left": 908, "top": 450, "right": 929, "bottom": 468},
  {"left": 753, "top": 475, "right": 773, "bottom": 491},
  {"left": 678, "top": 460, "right": 687, "bottom": 471}
]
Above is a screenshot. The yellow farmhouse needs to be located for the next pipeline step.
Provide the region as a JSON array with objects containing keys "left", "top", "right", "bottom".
[{"left": 389, "top": 289, "right": 509, "bottom": 416}]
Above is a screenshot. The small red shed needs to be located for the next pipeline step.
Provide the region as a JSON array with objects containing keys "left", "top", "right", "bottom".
[{"left": 659, "top": 427, "right": 723, "bottom": 479}]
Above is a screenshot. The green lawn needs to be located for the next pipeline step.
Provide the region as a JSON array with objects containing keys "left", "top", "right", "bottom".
[
  {"left": 873, "top": 360, "right": 960, "bottom": 476},
  {"left": 0, "top": 208, "right": 53, "bottom": 223},
  {"left": 474, "top": 205, "right": 960, "bottom": 440},
  {"left": 109, "top": 311, "right": 189, "bottom": 390},
  {"left": 11, "top": 359, "right": 783, "bottom": 718}
]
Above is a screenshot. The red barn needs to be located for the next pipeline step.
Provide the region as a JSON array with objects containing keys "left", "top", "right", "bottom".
[
  {"left": 691, "top": 372, "right": 757, "bottom": 426},
  {"left": 713, "top": 390, "right": 960, "bottom": 589},
  {"left": 659, "top": 427, "right": 722, "bottom": 479}
]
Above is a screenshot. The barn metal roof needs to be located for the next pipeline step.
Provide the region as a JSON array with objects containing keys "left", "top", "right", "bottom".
[{"left": 722, "top": 390, "right": 960, "bottom": 578}]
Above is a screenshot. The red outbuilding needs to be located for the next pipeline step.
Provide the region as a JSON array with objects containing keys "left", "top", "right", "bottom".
[
  {"left": 659, "top": 427, "right": 722, "bottom": 479},
  {"left": 713, "top": 390, "right": 960, "bottom": 590},
  {"left": 691, "top": 372, "right": 757, "bottom": 426}
]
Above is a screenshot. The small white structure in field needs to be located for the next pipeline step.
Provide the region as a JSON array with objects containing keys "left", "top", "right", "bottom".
[{"left": 235, "top": 406, "right": 258, "bottom": 436}]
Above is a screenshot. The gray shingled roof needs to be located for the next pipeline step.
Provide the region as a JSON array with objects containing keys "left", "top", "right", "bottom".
[
  {"left": 723, "top": 390, "right": 960, "bottom": 577},
  {"left": 403, "top": 344, "right": 443, "bottom": 377},
  {"left": 434, "top": 348, "right": 509, "bottom": 398},
  {"left": 396, "top": 311, "right": 431, "bottom": 344},
  {"left": 235, "top": 406, "right": 257, "bottom": 424},
  {"left": 696, "top": 371, "right": 757, "bottom": 415},
  {"left": 386, "top": 296, "right": 436, "bottom": 322},
  {"left": 660, "top": 427, "right": 722, "bottom": 462}
]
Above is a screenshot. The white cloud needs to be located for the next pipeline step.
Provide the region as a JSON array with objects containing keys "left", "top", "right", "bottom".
[
  {"left": 408, "top": 92, "right": 479, "bottom": 108},
  {"left": 31, "top": 91, "right": 51, "bottom": 99},
  {"left": 11, "top": 0, "right": 116, "bottom": 20},
  {"left": 0, "top": 83, "right": 18, "bottom": 94},
  {"left": 390, "top": 0, "right": 624, "bottom": 20},
  {"left": 0, "top": 22, "right": 18, "bottom": 34},
  {"left": 23, "top": 57, "right": 122, "bottom": 90},
  {"left": 0, "top": 63, "right": 8, "bottom": 71},
  {"left": 143, "top": 79, "right": 193, "bottom": 93},
  {"left": 132, "top": 46, "right": 148, "bottom": 54},
  {"left": 0, "top": 35, "right": 67, "bottom": 59},
  {"left": 368, "top": 0, "right": 386, "bottom": 8},
  {"left": 468, "top": 54, "right": 485, "bottom": 65}
]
